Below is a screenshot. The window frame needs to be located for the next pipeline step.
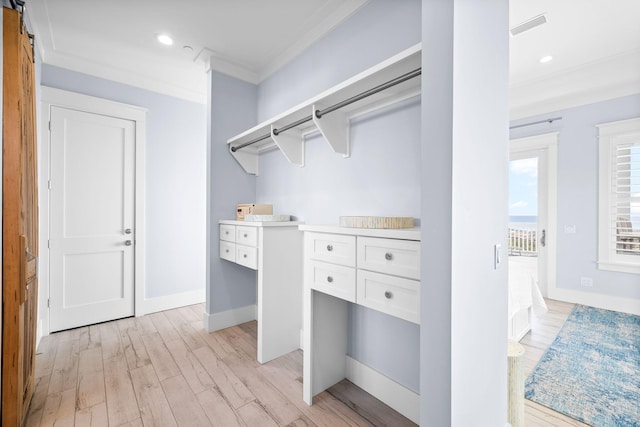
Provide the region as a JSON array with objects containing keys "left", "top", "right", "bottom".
[{"left": 597, "top": 117, "right": 640, "bottom": 274}]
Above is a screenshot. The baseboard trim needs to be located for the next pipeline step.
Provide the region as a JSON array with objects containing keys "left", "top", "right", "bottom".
[
  {"left": 36, "top": 319, "right": 43, "bottom": 350},
  {"left": 345, "top": 356, "right": 420, "bottom": 424},
  {"left": 204, "top": 304, "right": 257, "bottom": 332},
  {"left": 137, "top": 289, "right": 206, "bottom": 316},
  {"left": 549, "top": 288, "right": 640, "bottom": 316}
]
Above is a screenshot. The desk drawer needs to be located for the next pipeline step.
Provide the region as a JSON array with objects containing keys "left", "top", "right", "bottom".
[
  {"left": 357, "top": 270, "right": 420, "bottom": 324},
  {"left": 357, "top": 237, "right": 420, "bottom": 279},
  {"left": 237, "top": 225, "right": 258, "bottom": 247},
  {"left": 236, "top": 244, "right": 258, "bottom": 270},
  {"left": 305, "top": 232, "right": 355, "bottom": 267},
  {"left": 306, "top": 260, "right": 355, "bottom": 302},
  {"left": 220, "top": 224, "right": 236, "bottom": 243},
  {"left": 219, "top": 240, "right": 236, "bottom": 262}
]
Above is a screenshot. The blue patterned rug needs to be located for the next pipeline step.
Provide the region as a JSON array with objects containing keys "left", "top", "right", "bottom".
[{"left": 525, "top": 304, "right": 640, "bottom": 426}]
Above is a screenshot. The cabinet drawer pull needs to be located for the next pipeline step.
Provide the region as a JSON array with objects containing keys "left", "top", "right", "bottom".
[
  {"left": 326, "top": 244, "right": 333, "bottom": 252},
  {"left": 385, "top": 252, "right": 393, "bottom": 261},
  {"left": 384, "top": 291, "right": 393, "bottom": 299},
  {"left": 225, "top": 249, "right": 229, "bottom": 253},
  {"left": 244, "top": 233, "right": 248, "bottom": 238},
  {"left": 243, "top": 254, "right": 248, "bottom": 258},
  {"left": 327, "top": 276, "right": 333, "bottom": 283}
]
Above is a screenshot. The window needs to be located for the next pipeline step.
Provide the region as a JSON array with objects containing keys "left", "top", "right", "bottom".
[{"left": 597, "top": 117, "right": 640, "bottom": 274}]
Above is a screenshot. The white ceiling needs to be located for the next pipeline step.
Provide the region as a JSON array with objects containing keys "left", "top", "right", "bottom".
[
  {"left": 26, "top": 0, "right": 640, "bottom": 116},
  {"left": 509, "top": 0, "right": 640, "bottom": 118}
]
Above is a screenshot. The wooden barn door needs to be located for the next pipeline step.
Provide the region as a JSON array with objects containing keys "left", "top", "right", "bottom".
[{"left": 2, "top": 7, "right": 39, "bottom": 426}]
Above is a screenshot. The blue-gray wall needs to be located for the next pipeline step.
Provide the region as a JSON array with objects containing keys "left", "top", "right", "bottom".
[
  {"left": 421, "top": 1, "right": 509, "bottom": 424},
  {"left": 206, "top": 71, "right": 258, "bottom": 315},
  {"left": 41, "top": 65, "right": 207, "bottom": 300},
  {"left": 255, "top": 0, "right": 422, "bottom": 393},
  {"left": 257, "top": 0, "right": 421, "bottom": 121},
  {"left": 510, "top": 94, "right": 640, "bottom": 300}
]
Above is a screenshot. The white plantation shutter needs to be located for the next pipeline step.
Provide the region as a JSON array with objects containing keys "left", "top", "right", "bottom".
[
  {"left": 598, "top": 117, "right": 640, "bottom": 273},
  {"left": 612, "top": 141, "right": 640, "bottom": 255}
]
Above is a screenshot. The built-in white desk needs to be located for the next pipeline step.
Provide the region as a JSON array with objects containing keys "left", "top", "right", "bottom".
[
  {"left": 219, "top": 220, "right": 302, "bottom": 363},
  {"left": 299, "top": 224, "right": 421, "bottom": 423}
]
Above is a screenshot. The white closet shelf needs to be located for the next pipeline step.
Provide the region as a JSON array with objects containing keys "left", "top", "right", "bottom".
[{"left": 227, "top": 43, "right": 422, "bottom": 175}]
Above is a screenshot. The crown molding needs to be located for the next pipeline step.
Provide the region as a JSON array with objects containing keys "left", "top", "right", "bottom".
[
  {"left": 197, "top": 48, "right": 260, "bottom": 84},
  {"left": 43, "top": 50, "right": 208, "bottom": 104},
  {"left": 510, "top": 49, "right": 640, "bottom": 120}
]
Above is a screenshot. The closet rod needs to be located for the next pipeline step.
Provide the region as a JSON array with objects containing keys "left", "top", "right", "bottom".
[
  {"left": 231, "top": 67, "right": 422, "bottom": 153},
  {"left": 509, "top": 116, "right": 562, "bottom": 130}
]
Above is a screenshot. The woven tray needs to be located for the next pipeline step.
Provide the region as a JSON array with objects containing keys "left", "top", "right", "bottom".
[
  {"left": 339, "top": 216, "right": 414, "bottom": 229},
  {"left": 244, "top": 214, "right": 291, "bottom": 222}
]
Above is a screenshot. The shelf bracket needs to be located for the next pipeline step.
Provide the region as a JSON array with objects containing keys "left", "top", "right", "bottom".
[
  {"left": 271, "top": 125, "right": 304, "bottom": 167},
  {"left": 229, "top": 145, "right": 259, "bottom": 175},
  {"left": 312, "top": 104, "right": 350, "bottom": 158}
]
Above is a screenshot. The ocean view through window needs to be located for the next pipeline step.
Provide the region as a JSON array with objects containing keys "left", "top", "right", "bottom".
[{"left": 509, "top": 156, "right": 539, "bottom": 257}]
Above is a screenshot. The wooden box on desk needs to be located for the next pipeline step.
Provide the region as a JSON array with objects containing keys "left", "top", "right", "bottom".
[{"left": 236, "top": 204, "right": 272, "bottom": 221}]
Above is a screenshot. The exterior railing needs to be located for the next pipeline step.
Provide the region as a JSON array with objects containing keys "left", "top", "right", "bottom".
[{"left": 509, "top": 222, "right": 537, "bottom": 256}]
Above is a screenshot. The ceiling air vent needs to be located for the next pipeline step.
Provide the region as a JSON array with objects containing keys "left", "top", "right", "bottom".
[{"left": 510, "top": 13, "right": 547, "bottom": 36}]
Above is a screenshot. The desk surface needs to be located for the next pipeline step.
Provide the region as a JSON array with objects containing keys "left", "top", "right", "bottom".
[{"left": 298, "top": 224, "right": 421, "bottom": 240}]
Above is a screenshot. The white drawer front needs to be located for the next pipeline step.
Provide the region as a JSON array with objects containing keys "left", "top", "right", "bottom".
[
  {"left": 357, "top": 237, "right": 420, "bottom": 279},
  {"left": 236, "top": 244, "right": 258, "bottom": 270},
  {"left": 220, "top": 224, "right": 236, "bottom": 243},
  {"left": 236, "top": 225, "right": 258, "bottom": 247},
  {"left": 305, "top": 232, "right": 355, "bottom": 267},
  {"left": 219, "top": 240, "right": 236, "bottom": 262},
  {"left": 306, "top": 260, "right": 356, "bottom": 302},
  {"left": 357, "top": 270, "right": 420, "bottom": 324}
]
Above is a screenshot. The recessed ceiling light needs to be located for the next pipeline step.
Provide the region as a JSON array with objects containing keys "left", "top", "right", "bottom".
[
  {"left": 539, "top": 55, "right": 553, "bottom": 64},
  {"left": 157, "top": 34, "right": 174, "bottom": 46}
]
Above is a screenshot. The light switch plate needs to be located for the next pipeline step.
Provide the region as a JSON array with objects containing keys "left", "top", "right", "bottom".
[{"left": 580, "top": 277, "right": 593, "bottom": 287}]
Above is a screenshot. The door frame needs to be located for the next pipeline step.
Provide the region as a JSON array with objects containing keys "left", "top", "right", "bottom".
[
  {"left": 509, "top": 132, "right": 558, "bottom": 298},
  {"left": 40, "top": 86, "right": 147, "bottom": 337}
]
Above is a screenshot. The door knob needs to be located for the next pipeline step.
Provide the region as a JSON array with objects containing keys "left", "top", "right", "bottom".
[{"left": 125, "top": 240, "right": 132, "bottom": 246}]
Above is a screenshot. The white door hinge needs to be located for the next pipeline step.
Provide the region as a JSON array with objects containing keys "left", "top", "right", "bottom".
[
  {"left": 48, "top": 121, "right": 51, "bottom": 131},
  {"left": 48, "top": 180, "right": 52, "bottom": 190},
  {"left": 47, "top": 298, "right": 50, "bottom": 308}
]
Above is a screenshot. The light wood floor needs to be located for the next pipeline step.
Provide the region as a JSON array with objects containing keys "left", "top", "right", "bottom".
[
  {"left": 25, "top": 300, "right": 587, "bottom": 426},
  {"left": 24, "top": 304, "right": 416, "bottom": 427},
  {"left": 521, "top": 299, "right": 590, "bottom": 427}
]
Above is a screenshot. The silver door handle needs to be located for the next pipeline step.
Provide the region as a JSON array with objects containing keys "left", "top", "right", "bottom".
[
  {"left": 125, "top": 240, "right": 132, "bottom": 246},
  {"left": 125, "top": 228, "right": 132, "bottom": 234},
  {"left": 540, "top": 229, "right": 546, "bottom": 247}
]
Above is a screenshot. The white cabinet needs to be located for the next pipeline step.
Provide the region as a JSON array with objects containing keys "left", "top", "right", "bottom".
[
  {"left": 219, "top": 220, "right": 303, "bottom": 363},
  {"left": 357, "top": 270, "right": 420, "bottom": 323},
  {"left": 300, "top": 224, "right": 421, "bottom": 422}
]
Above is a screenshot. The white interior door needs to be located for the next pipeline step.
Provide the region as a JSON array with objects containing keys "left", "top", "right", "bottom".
[{"left": 49, "top": 106, "right": 136, "bottom": 332}]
